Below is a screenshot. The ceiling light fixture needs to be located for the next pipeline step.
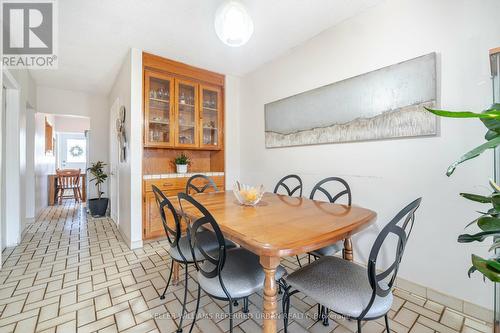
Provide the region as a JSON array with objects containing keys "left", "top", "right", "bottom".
[{"left": 214, "top": 1, "right": 254, "bottom": 47}]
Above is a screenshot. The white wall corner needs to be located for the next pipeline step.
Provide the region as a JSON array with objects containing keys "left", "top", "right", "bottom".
[{"left": 129, "top": 48, "right": 144, "bottom": 247}]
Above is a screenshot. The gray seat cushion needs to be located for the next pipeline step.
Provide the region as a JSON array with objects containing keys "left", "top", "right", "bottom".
[
  {"left": 169, "top": 230, "right": 235, "bottom": 262},
  {"left": 197, "top": 248, "right": 287, "bottom": 299},
  {"left": 310, "top": 241, "right": 343, "bottom": 257},
  {"left": 285, "top": 256, "right": 393, "bottom": 319}
]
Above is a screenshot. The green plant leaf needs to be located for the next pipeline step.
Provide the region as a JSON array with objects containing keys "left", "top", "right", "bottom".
[
  {"left": 481, "top": 104, "right": 500, "bottom": 133},
  {"left": 490, "top": 179, "right": 500, "bottom": 193},
  {"left": 492, "top": 193, "right": 500, "bottom": 211},
  {"left": 460, "top": 193, "right": 492, "bottom": 203},
  {"left": 467, "top": 265, "right": 477, "bottom": 278},
  {"left": 465, "top": 216, "right": 482, "bottom": 229},
  {"left": 471, "top": 255, "right": 500, "bottom": 282},
  {"left": 458, "top": 229, "right": 500, "bottom": 243},
  {"left": 424, "top": 107, "right": 500, "bottom": 119},
  {"left": 447, "top": 136, "right": 500, "bottom": 176},
  {"left": 489, "top": 241, "right": 500, "bottom": 252},
  {"left": 485, "top": 130, "right": 500, "bottom": 141},
  {"left": 477, "top": 217, "right": 500, "bottom": 231}
]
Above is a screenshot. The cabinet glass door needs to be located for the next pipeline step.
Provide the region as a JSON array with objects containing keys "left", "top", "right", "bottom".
[
  {"left": 144, "top": 71, "right": 173, "bottom": 147},
  {"left": 175, "top": 80, "right": 198, "bottom": 147},
  {"left": 200, "top": 85, "right": 221, "bottom": 149}
]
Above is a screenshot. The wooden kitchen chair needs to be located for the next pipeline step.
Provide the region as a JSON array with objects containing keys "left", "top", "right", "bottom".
[{"left": 56, "top": 169, "right": 82, "bottom": 204}]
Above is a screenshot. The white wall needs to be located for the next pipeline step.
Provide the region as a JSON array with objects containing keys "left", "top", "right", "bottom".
[
  {"left": 34, "top": 114, "right": 56, "bottom": 216},
  {"left": 108, "top": 49, "right": 143, "bottom": 249},
  {"left": 36, "top": 86, "right": 109, "bottom": 199},
  {"left": 4, "top": 69, "right": 37, "bottom": 246},
  {"left": 238, "top": 0, "right": 499, "bottom": 309},
  {"left": 25, "top": 108, "right": 36, "bottom": 222},
  {"left": 224, "top": 75, "right": 241, "bottom": 187},
  {"left": 54, "top": 115, "right": 90, "bottom": 133}
]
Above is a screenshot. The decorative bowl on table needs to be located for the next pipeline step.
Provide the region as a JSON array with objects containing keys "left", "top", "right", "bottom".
[{"left": 233, "top": 182, "right": 265, "bottom": 206}]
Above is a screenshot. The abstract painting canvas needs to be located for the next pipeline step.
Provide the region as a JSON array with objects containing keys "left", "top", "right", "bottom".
[{"left": 264, "top": 53, "right": 437, "bottom": 148}]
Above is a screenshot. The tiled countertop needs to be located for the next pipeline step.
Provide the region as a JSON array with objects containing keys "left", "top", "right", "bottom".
[{"left": 143, "top": 171, "right": 224, "bottom": 180}]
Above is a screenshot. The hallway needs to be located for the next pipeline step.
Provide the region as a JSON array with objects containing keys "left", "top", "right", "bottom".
[{"left": 0, "top": 202, "right": 493, "bottom": 333}]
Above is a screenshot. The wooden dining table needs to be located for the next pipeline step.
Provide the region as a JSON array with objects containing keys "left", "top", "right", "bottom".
[{"left": 171, "top": 191, "right": 377, "bottom": 333}]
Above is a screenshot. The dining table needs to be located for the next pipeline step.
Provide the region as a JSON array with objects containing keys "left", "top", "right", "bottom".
[{"left": 171, "top": 191, "right": 377, "bottom": 333}]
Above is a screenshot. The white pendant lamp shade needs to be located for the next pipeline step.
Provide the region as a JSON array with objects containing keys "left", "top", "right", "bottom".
[{"left": 215, "top": 1, "right": 254, "bottom": 47}]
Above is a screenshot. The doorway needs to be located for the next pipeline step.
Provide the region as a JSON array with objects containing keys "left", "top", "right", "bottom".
[{"left": 57, "top": 133, "right": 87, "bottom": 171}]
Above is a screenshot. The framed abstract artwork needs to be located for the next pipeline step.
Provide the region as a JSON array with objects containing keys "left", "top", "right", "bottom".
[{"left": 264, "top": 53, "right": 437, "bottom": 148}]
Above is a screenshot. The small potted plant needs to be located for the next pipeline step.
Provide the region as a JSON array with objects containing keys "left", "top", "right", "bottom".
[
  {"left": 174, "top": 153, "right": 190, "bottom": 174},
  {"left": 87, "top": 161, "right": 109, "bottom": 217}
]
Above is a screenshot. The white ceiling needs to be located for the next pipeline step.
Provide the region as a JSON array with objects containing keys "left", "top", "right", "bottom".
[{"left": 30, "top": 0, "right": 383, "bottom": 95}]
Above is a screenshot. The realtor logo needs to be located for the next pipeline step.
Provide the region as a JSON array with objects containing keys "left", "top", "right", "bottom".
[{"left": 2, "top": 0, "right": 58, "bottom": 69}]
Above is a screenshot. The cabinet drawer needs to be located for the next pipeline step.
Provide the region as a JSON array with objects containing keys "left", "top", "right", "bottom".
[{"left": 144, "top": 176, "right": 225, "bottom": 194}]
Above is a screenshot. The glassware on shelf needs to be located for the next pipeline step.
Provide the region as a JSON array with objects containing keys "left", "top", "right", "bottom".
[
  {"left": 158, "top": 88, "right": 164, "bottom": 99},
  {"left": 180, "top": 91, "right": 186, "bottom": 104}
]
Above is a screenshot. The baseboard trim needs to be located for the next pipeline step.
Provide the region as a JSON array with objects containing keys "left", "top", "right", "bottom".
[
  {"left": 117, "top": 225, "right": 143, "bottom": 250},
  {"left": 395, "top": 276, "right": 493, "bottom": 323}
]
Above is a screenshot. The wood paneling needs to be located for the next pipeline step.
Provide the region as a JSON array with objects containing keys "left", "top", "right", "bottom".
[
  {"left": 143, "top": 52, "right": 225, "bottom": 86},
  {"left": 142, "top": 177, "right": 225, "bottom": 239},
  {"left": 142, "top": 149, "right": 212, "bottom": 175},
  {"left": 142, "top": 52, "right": 226, "bottom": 240}
]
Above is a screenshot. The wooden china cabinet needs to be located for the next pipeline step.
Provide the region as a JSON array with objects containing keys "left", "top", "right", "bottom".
[{"left": 142, "top": 52, "right": 225, "bottom": 240}]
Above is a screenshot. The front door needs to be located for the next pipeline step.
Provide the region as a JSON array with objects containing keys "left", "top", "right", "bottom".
[{"left": 58, "top": 133, "right": 87, "bottom": 171}]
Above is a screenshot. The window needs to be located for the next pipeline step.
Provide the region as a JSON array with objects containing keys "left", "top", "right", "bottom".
[{"left": 66, "top": 139, "right": 86, "bottom": 163}]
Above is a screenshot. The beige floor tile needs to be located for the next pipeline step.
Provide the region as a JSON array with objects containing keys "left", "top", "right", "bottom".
[
  {"left": 441, "top": 309, "right": 465, "bottom": 331},
  {"left": 56, "top": 320, "right": 76, "bottom": 333},
  {"left": 423, "top": 300, "right": 444, "bottom": 315},
  {"left": 463, "top": 318, "right": 492, "bottom": 333},
  {"left": 404, "top": 302, "right": 440, "bottom": 321},
  {"left": 394, "top": 308, "right": 419, "bottom": 328},
  {"left": 115, "top": 308, "right": 136, "bottom": 331},
  {"left": 417, "top": 316, "right": 459, "bottom": 333},
  {"left": 77, "top": 305, "right": 96, "bottom": 327},
  {"left": 462, "top": 326, "right": 483, "bottom": 333},
  {"left": 409, "top": 322, "right": 434, "bottom": 333},
  {"left": 1, "top": 300, "right": 25, "bottom": 318},
  {"left": 13, "top": 315, "right": 38, "bottom": 333}
]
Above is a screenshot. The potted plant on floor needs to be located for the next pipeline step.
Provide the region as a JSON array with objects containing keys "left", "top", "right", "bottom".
[
  {"left": 174, "top": 153, "right": 190, "bottom": 174},
  {"left": 87, "top": 161, "right": 109, "bottom": 217},
  {"left": 425, "top": 104, "right": 500, "bottom": 280}
]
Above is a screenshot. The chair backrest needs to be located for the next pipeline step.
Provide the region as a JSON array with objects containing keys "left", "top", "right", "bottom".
[
  {"left": 56, "top": 168, "right": 81, "bottom": 188},
  {"left": 273, "top": 174, "right": 303, "bottom": 197},
  {"left": 310, "top": 177, "right": 352, "bottom": 206},
  {"left": 178, "top": 192, "right": 226, "bottom": 279},
  {"left": 359, "top": 197, "right": 422, "bottom": 320},
  {"left": 185, "top": 174, "right": 218, "bottom": 195},
  {"left": 151, "top": 185, "right": 182, "bottom": 251}
]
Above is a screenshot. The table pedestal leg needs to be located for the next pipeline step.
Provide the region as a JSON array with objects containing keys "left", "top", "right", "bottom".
[
  {"left": 172, "top": 261, "right": 180, "bottom": 286},
  {"left": 260, "top": 256, "right": 280, "bottom": 333},
  {"left": 343, "top": 238, "right": 353, "bottom": 261}
]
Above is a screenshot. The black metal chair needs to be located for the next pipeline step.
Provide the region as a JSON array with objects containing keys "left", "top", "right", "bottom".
[
  {"left": 178, "top": 192, "right": 287, "bottom": 333},
  {"left": 152, "top": 185, "right": 233, "bottom": 333},
  {"left": 185, "top": 174, "right": 218, "bottom": 195},
  {"left": 309, "top": 177, "right": 352, "bottom": 260},
  {"left": 281, "top": 198, "right": 422, "bottom": 333},
  {"left": 273, "top": 175, "right": 304, "bottom": 268},
  {"left": 273, "top": 174, "right": 303, "bottom": 197}
]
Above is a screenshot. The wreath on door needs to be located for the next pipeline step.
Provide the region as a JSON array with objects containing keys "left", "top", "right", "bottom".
[{"left": 69, "top": 145, "right": 84, "bottom": 158}]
